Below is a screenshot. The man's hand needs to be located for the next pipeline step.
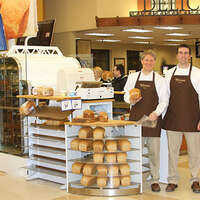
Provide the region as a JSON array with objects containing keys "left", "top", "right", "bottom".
[
  {"left": 148, "top": 112, "right": 158, "bottom": 121},
  {"left": 129, "top": 96, "right": 142, "bottom": 105},
  {"left": 197, "top": 121, "right": 200, "bottom": 131}
]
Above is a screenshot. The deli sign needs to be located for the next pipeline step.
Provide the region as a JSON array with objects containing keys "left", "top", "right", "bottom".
[{"left": 130, "top": 0, "right": 200, "bottom": 16}]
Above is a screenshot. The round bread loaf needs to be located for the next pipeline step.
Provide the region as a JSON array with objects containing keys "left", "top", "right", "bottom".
[
  {"left": 93, "top": 127, "right": 105, "bottom": 139},
  {"left": 83, "top": 109, "right": 95, "bottom": 119},
  {"left": 129, "top": 88, "right": 141, "bottom": 101},
  {"left": 98, "top": 112, "right": 108, "bottom": 122}
]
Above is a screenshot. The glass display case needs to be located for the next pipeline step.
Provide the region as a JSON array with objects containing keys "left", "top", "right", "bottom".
[{"left": 0, "top": 55, "right": 28, "bottom": 155}]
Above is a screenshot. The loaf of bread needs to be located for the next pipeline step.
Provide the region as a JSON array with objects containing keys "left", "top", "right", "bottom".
[
  {"left": 93, "top": 140, "right": 104, "bottom": 152},
  {"left": 79, "top": 140, "right": 93, "bottom": 152},
  {"left": 78, "top": 126, "right": 93, "bottom": 138},
  {"left": 83, "top": 110, "right": 95, "bottom": 119},
  {"left": 117, "top": 152, "right": 127, "bottom": 163},
  {"left": 82, "top": 164, "right": 96, "bottom": 175},
  {"left": 97, "top": 165, "right": 107, "bottom": 176},
  {"left": 108, "top": 165, "right": 119, "bottom": 176},
  {"left": 117, "top": 140, "right": 131, "bottom": 151},
  {"left": 97, "top": 177, "right": 108, "bottom": 187},
  {"left": 98, "top": 112, "right": 108, "bottom": 122},
  {"left": 43, "top": 120, "right": 64, "bottom": 126},
  {"left": 106, "top": 153, "right": 116, "bottom": 163},
  {"left": 72, "top": 162, "right": 85, "bottom": 174},
  {"left": 81, "top": 176, "right": 96, "bottom": 186},
  {"left": 105, "top": 140, "right": 117, "bottom": 152},
  {"left": 70, "top": 139, "right": 80, "bottom": 150},
  {"left": 93, "top": 153, "right": 104, "bottom": 163},
  {"left": 109, "top": 177, "right": 120, "bottom": 188},
  {"left": 129, "top": 88, "right": 141, "bottom": 101},
  {"left": 120, "top": 176, "right": 131, "bottom": 186},
  {"left": 119, "top": 164, "right": 130, "bottom": 175},
  {"left": 19, "top": 101, "right": 36, "bottom": 116},
  {"left": 93, "top": 127, "right": 105, "bottom": 139}
]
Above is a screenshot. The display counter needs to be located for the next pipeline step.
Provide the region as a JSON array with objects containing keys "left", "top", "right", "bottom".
[{"left": 65, "top": 120, "right": 143, "bottom": 196}]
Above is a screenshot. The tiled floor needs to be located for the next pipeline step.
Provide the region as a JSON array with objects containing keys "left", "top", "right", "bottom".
[{"left": 1, "top": 155, "right": 200, "bottom": 200}]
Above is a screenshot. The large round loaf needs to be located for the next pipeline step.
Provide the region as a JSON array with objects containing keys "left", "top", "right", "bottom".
[
  {"left": 129, "top": 88, "right": 141, "bottom": 101},
  {"left": 98, "top": 112, "right": 108, "bottom": 122},
  {"left": 83, "top": 109, "right": 95, "bottom": 119},
  {"left": 93, "top": 127, "right": 105, "bottom": 139},
  {"left": 78, "top": 126, "right": 93, "bottom": 138}
]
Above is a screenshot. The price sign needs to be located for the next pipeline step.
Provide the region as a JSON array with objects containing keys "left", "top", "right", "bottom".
[
  {"left": 72, "top": 99, "right": 82, "bottom": 110},
  {"left": 62, "top": 100, "right": 72, "bottom": 111}
]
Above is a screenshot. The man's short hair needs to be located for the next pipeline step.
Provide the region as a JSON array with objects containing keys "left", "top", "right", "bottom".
[
  {"left": 115, "top": 64, "right": 125, "bottom": 76},
  {"left": 176, "top": 44, "right": 191, "bottom": 55},
  {"left": 140, "top": 50, "right": 156, "bottom": 61}
]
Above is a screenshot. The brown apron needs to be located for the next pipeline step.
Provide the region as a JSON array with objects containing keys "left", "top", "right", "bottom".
[
  {"left": 129, "top": 72, "right": 162, "bottom": 137},
  {"left": 163, "top": 66, "right": 200, "bottom": 132}
]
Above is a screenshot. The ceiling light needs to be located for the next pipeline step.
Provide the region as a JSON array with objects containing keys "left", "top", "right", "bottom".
[
  {"left": 96, "top": 39, "right": 120, "bottom": 42},
  {"left": 128, "top": 36, "right": 153, "bottom": 39},
  {"left": 154, "top": 26, "right": 182, "bottom": 30},
  {"left": 85, "top": 33, "right": 114, "bottom": 36},
  {"left": 165, "top": 39, "right": 186, "bottom": 42},
  {"left": 134, "top": 41, "right": 153, "bottom": 44},
  {"left": 166, "top": 33, "right": 191, "bottom": 36},
  {"left": 164, "top": 43, "right": 179, "bottom": 46},
  {"left": 122, "top": 28, "right": 153, "bottom": 33}
]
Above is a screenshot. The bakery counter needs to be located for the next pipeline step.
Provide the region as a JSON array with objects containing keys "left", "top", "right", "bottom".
[{"left": 65, "top": 120, "right": 142, "bottom": 196}]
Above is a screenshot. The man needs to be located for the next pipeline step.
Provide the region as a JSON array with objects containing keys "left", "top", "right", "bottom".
[
  {"left": 112, "top": 64, "right": 128, "bottom": 118},
  {"left": 124, "top": 50, "right": 168, "bottom": 192},
  {"left": 112, "top": 64, "right": 127, "bottom": 102},
  {"left": 163, "top": 44, "right": 200, "bottom": 193}
]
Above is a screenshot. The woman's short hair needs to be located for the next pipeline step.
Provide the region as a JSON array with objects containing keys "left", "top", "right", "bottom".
[
  {"left": 93, "top": 66, "right": 103, "bottom": 76},
  {"left": 140, "top": 50, "right": 157, "bottom": 61}
]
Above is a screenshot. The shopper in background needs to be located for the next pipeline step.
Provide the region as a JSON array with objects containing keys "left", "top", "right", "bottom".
[
  {"left": 112, "top": 64, "right": 127, "bottom": 102},
  {"left": 163, "top": 44, "right": 200, "bottom": 193},
  {"left": 124, "top": 50, "right": 168, "bottom": 192},
  {"left": 93, "top": 66, "right": 103, "bottom": 82}
]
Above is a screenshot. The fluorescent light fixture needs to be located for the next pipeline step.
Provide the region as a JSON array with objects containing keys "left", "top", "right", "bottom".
[
  {"left": 154, "top": 26, "right": 182, "bottom": 30},
  {"left": 166, "top": 33, "right": 191, "bottom": 36},
  {"left": 122, "top": 28, "right": 153, "bottom": 33},
  {"left": 165, "top": 39, "right": 186, "bottom": 42},
  {"left": 134, "top": 41, "right": 153, "bottom": 44},
  {"left": 85, "top": 33, "right": 113, "bottom": 36},
  {"left": 128, "top": 36, "right": 153, "bottom": 39},
  {"left": 96, "top": 39, "right": 120, "bottom": 42},
  {"left": 164, "top": 43, "right": 179, "bottom": 46}
]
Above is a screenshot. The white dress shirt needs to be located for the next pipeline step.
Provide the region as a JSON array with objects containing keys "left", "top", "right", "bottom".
[
  {"left": 165, "top": 65, "right": 200, "bottom": 109},
  {"left": 124, "top": 71, "right": 168, "bottom": 116}
]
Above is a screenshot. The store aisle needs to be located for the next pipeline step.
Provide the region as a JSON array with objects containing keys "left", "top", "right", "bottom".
[{"left": 0, "top": 155, "right": 200, "bottom": 200}]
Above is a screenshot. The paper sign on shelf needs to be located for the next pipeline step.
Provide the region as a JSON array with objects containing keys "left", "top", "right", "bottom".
[{"left": 62, "top": 99, "right": 82, "bottom": 111}]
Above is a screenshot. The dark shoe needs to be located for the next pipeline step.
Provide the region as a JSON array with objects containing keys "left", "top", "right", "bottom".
[
  {"left": 191, "top": 182, "right": 200, "bottom": 193},
  {"left": 151, "top": 183, "right": 161, "bottom": 192},
  {"left": 166, "top": 183, "right": 178, "bottom": 192}
]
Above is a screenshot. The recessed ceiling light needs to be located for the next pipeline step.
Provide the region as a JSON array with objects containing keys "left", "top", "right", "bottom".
[
  {"left": 85, "top": 33, "right": 114, "bottom": 36},
  {"left": 128, "top": 36, "right": 153, "bottom": 39},
  {"left": 96, "top": 39, "right": 120, "bottom": 42},
  {"left": 122, "top": 28, "right": 153, "bottom": 33},
  {"left": 165, "top": 39, "right": 186, "bottom": 42},
  {"left": 154, "top": 26, "right": 182, "bottom": 30},
  {"left": 166, "top": 33, "right": 191, "bottom": 36}
]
